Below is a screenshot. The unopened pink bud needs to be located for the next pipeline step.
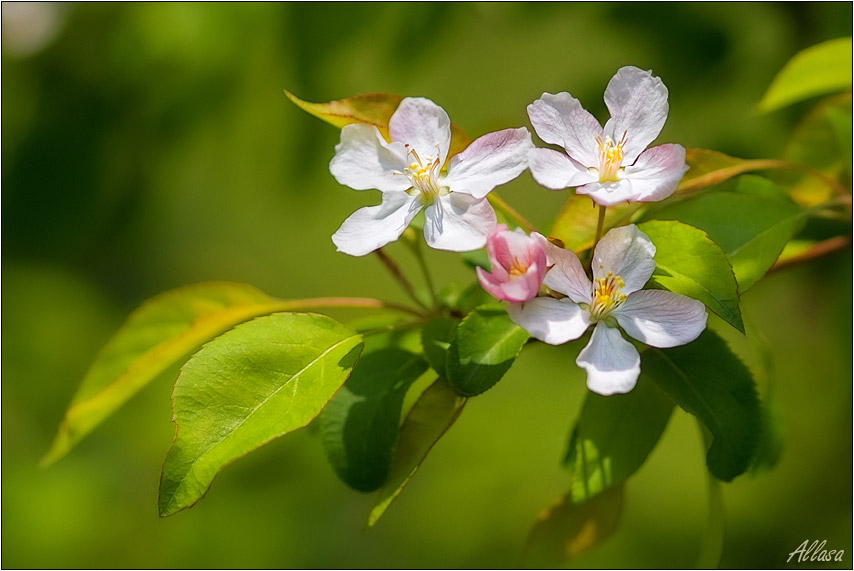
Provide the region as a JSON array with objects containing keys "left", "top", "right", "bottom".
[{"left": 476, "top": 224, "right": 547, "bottom": 302}]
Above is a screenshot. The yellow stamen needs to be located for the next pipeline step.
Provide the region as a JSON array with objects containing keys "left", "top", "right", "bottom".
[
  {"left": 589, "top": 271, "right": 626, "bottom": 320},
  {"left": 593, "top": 131, "right": 627, "bottom": 183}
]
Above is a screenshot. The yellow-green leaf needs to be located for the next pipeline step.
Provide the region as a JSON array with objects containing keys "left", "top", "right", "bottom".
[
  {"left": 677, "top": 148, "right": 781, "bottom": 193},
  {"left": 758, "top": 37, "right": 853, "bottom": 113},
  {"left": 550, "top": 196, "right": 643, "bottom": 253}
]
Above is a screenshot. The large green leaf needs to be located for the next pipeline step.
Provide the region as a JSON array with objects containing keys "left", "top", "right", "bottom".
[
  {"left": 159, "top": 312, "right": 364, "bottom": 516},
  {"left": 367, "top": 378, "right": 466, "bottom": 527},
  {"left": 420, "top": 316, "right": 459, "bottom": 380},
  {"left": 320, "top": 348, "right": 428, "bottom": 492},
  {"left": 445, "top": 305, "right": 529, "bottom": 396},
  {"left": 637, "top": 220, "right": 744, "bottom": 333},
  {"left": 758, "top": 37, "right": 853, "bottom": 113},
  {"left": 646, "top": 176, "right": 806, "bottom": 292},
  {"left": 550, "top": 195, "right": 643, "bottom": 253},
  {"left": 643, "top": 330, "right": 761, "bottom": 481},
  {"left": 565, "top": 376, "right": 674, "bottom": 504},
  {"left": 42, "top": 282, "right": 298, "bottom": 467},
  {"left": 524, "top": 485, "right": 624, "bottom": 568}
]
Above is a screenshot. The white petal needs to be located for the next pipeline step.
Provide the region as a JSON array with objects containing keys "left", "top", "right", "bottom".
[
  {"left": 591, "top": 225, "right": 656, "bottom": 295},
  {"left": 422, "top": 193, "right": 496, "bottom": 252},
  {"left": 527, "top": 92, "right": 602, "bottom": 166},
  {"left": 506, "top": 297, "right": 590, "bottom": 345},
  {"left": 576, "top": 322, "right": 640, "bottom": 395},
  {"left": 331, "top": 192, "right": 421, "bottom": 256},
  {"left": 541, "top": 238, "right": 592, "bottom": 304},
  {"left": 603, "top": 66, "right": 669, "bottom": 164},
  {"left": 329, "top": 124, "right": 411, "bottom": 192},
  {"left": 528, "top": 148, "right": 596, "bottom": 190},
  {"left": 388, "top": 97, "right": 451, "bottom": 165},
  {"left": 576, "top": 179, "right": 640, "bottom": 206},
  {"left": 444, "top": 128, "right": 532, "bottom": 199},
  {"left": 614, "top": 289, "right": 708, "bottom": 348},
  {"left": 623, "top": 144, "right": 688, "bottom": 202}
]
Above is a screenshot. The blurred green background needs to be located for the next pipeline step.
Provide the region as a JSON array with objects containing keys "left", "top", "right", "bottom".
[{"left": 2, "top": 2, "right": 851, "bottom": 568}]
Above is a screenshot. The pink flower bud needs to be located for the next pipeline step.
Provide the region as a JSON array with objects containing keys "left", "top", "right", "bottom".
[{"left": 476, "top": 224, "right": 548, "bottom": 302}]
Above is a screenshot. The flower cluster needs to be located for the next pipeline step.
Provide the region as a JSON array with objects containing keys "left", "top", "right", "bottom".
[{"left": 325, "top": 66, "right": 705, "bottom": 395}]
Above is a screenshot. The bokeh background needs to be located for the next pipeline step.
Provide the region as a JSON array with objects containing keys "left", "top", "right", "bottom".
[{"left": 2, "top": 2, "right": 851, "bottom": 568}]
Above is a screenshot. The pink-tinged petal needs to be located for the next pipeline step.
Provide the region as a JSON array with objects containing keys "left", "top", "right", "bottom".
[
  {"left": 623, "top": 144, "right": 688, "bottom": 202},
  {"left": 576, "top": 179, "right": 639, "bottom": 206},
  {"left": 528, "top": 148, "right": 596, "bottom": 190},
  {"left": 614, "top": 289, "right": 707, "bottom": 348},
  {"left": 423, "top": 192, "right": 496, "bottom": 252},
  {"left": 477, "top": 260, "right": 544, "bottom": 303},
  {"left": 603, "top": 66, "right": 669, "bottom": 164},
  {"left": 444, "top": 128, "right": 532, "bottom": 199},
  {"left": 576, "top": 322, "right": 641, "bottom": 395},
  {"left": 488, "top": 226, "right": 545, "bottom": 273},
  {"left": 332, "top": 192, "right": 421, "bottom": 256},
  {"left": 591, "top": 225, "right": 655, "bottom": 295},
  {"left": 506, "top": 297, "right": 590, "bottom": 345},
  {"left": 388, "top": 97, "right": 451, "bottom": 164},
  {"left": 527, "top": 92, "right": 602, "bottom": 166},
  {"left": 329, "top": 124, "right": 411, "bottom": 192},
  {"left": 541, "top": 239, "right": 592, "bottom": 304}
]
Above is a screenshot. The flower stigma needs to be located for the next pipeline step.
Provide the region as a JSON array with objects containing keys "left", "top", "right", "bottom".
[
  {"left": 589, "top": 131, "right": 627, "bottom": 183},
  {"left": 402, "top": 143, "right": 448, "bottom": 205},
  {"left": 587, "top": 271, "right": 627, "bottom": 322}
]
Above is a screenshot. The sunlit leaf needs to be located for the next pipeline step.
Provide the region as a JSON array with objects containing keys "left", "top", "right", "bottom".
[
  {"left": 758, "top": 37, "right": 853, "bottom": 113},
  {"left": 643, "top": 330, "right": 761, "bottom": 481},
  {"left": 638, "top": 220, "right": 744, "bottom": 333},
  {"left": 648, "top": 175, "right": 806, "bottom": 292},
  {"left": 41, "top": 282, "right": 296, "bottom": 467},
  {"left": 367, "top": 378, "right": 466, "bottom": 527},
  {"left": 285, "top": 90, "right": 471, "bottom": 160},
  {"left": 320, "top": 348, "right": 428, "bottom": 492},
  {"left": 565, "top": 377, "right": 673, "bottom": 504},
  {"left": 676, "top": 148, "right": 781, "bottom": 193},
  {"left": 159, "top": 313, "right": 363, "bottom": 516},
  {"left": 445, "top": 305, "right": 529, "bottom": 396},
  {"left": 550, "top": 194, "right": 643, "bottom": 252},
  {"left": 524, "top": 485, "right": 624, "bottom": 568}
]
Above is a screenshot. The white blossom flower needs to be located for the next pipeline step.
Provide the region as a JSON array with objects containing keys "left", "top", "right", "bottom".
[
  {"left": 329, "top": 97, "right": 532, "bottom": 256},
  {"left": 527, "top": 66, "right": 688, "bottom": 206},
  {"left": 507, "top": 224, "right": 707, "bottom": 395}
]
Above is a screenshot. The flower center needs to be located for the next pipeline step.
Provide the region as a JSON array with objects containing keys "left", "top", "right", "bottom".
[
  {"left": 590, "top": 132, "right": 627, "bottom": 183},
  {"left": 402, "top": 144, "right": 447, "bottom": 205},
  {"left": 588, "top": 271, "right": 626, "bottom": 321},
  {"left": 507, "top": 258, "right": 529, "bottom": 278}
]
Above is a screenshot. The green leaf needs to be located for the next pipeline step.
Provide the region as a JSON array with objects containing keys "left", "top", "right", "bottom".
[
  {"left": 524, "top": 485, "right": 624, "bottom": 567},
  {"left": 647, "top": 175, "right": 806, "bottom": 292},
  {"left": 42, "top": 282, "right": 297, "bottom": 467},
  {"left": 367, "top": 378, "right": 466, "bottom": 527},
  {"left": 676, "top": 148, "right": 782, "bottom": 193},
  {"left": 637, "top": 220, "right": 744, "bottom": 333},
  {"left": 551, "top": 194, "right": 643, "bottom": 252},
  {"left": 642, "top": 329, "right": 761, "bottom": 481},
  {"left": 320, "top": 348, "right": 428, "bottom": 492},
  {"left": 758, "top": 37, "right": 853, "bottom": 113},
  {"left": 420, "top": 316, "right": 459, "bottom": 380},
  {"left": 285, "top": 90, "right": 471, "bottom": 160},
  {"left": 159, "top": 312, "right": 364, "bottom": 516},
  {"left": 445, "top": 305, "right": 529, "bottom": 396},
  {"left": 565, "top": 377, "right": 674, "bottom": 504}
]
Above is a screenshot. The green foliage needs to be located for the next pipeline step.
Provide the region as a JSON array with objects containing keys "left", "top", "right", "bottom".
[
  {"left": 420, "top": 316, "right": 459, "bottom": 380},
  {"left": 551, "top": 195, "right": 642, "bottom": 252},
  {"left": 758, "top": 37, "right": 853, "bottom": 112},
  {"left": 564, "top": 377, "right": 674, "bottom": 504},
  {"left": 445, "top": 305, "right": 529, "bottom": 396},
  {"left": 647, "top": 175, "right": 806, "bottom": 292},
  {"left": 320, "top": 348, "right": 428, "bottom": 492},
  {"left": 642, "top": 330, "right": 761, "bottom": 481},
  {"left": 159, "top": 313, "right": 364, "bottom": 516}
]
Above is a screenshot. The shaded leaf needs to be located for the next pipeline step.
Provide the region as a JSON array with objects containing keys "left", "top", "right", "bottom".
[
  {"left": 648, "top": 175, "right": 806, "bottom": 292},
  {"left": 565, "top": 376, "right": 674, "bottom": 504},
  {"left": 42, "top": 282, "right": 295, "bottom": 466},
  {"left": 643, "top": 329, "right": 761, "bottom": 481},
  {"left": 367, "top": 378, "right": 466, "bottom": 527},
  {"left": 638, "top": 220, "right": 744, "bottom": 333},
  {"left": 420, "top": 316, "right": 459, "bottom": 380},
  {"left": 524, "top": 485, "right": 624, "bottom": 568},
  {"left": 159, "top": 313, "right": 363, "bottom": 516},
  {"left": 550, "top": 194, "right": 642, "bottom": 252},
  {"left": 758, "top": 37, "right": 853, "bottom": 113},
  {"left": 446, "top": 305, "right": 529, "bottom": 396},
  {"left": 320, "top": 348, "right": 428, "bottom": 492}
]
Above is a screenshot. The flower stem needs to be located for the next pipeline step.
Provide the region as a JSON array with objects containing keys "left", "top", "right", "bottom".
[
  {"left": 410, "top": 237, "right": 442, "bottom": 314},
  {"left": 695, "top": 420, "right": 725, "bottom": 569},
  {"left": 374, "top": 249, "right": 431, "bottom": 313},
  {"left": 273, "top": 296, "right": 427, "bottom": 318},
  {"left": 585, "top": 204, "right": 608, "bottom": 269},
  {"left": 488, "top": 193, "right": 536, "bottom": 233}
]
